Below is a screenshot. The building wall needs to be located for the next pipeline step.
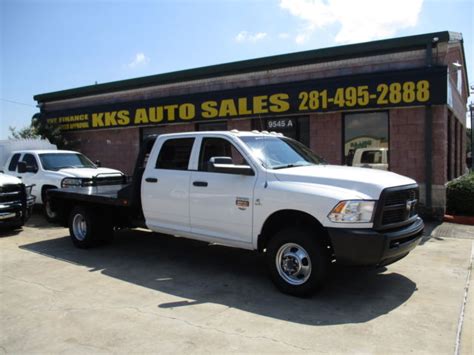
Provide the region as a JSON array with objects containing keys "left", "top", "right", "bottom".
[
  {"left": 309, "top": 112, "right": 342, "bottom": 164},
  {"left": 67, "top": 128, "right": 140, "bottom": 175}
]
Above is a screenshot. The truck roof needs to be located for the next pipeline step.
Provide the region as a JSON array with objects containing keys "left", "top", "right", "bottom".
[
  {"left": 10, "top": 149, "right": 80, "bottom": 155},
  {"left": 158, "top": 130, "right": 285, "bottom": 139}
]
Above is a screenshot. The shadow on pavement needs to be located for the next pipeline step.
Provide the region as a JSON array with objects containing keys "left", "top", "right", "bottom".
[
  {"left": 0, "top": 226, "right": 23, "bottom": 237},
  {"left": 20, "top": 228, "right": 417, "bottom": 326},
  {"left": 23, "top": 210, "right": 64, "bottom": 230}
]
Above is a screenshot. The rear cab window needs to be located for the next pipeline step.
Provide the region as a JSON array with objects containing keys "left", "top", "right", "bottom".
[
  {"left": 361, "top": 150, "right": 382, "bottom": 164},
  {"left": 155, "top": 138, "right": 195, "bottom": 170},
  {"left": 8, "top": 153, "right": 21, "bottom": 171}
]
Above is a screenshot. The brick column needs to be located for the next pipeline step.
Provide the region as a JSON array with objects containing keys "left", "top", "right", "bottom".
[
  {"left": 389, "top": 107, "right": 425, "bottom": 182},
  {"left": 309, "top": 112, "right": 342, "bottom": 164}
]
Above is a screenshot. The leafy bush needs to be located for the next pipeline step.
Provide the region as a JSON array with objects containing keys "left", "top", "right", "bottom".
[{"left": 446, "top": 172, "right": 474, "bottom": 216}]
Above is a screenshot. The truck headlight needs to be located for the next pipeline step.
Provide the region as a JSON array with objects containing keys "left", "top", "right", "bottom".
[
  {"left": 61, "top": 178, "right": 93, "bottom": 188},
  {"left": 328, "top": 200, "right": 376, "bottom": 223},
  {"left": 61, "top": 178, "right": 83, "bottom": 188}
]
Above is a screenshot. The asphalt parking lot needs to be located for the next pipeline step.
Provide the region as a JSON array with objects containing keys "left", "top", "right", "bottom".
[{"left": 1, "top": 213, "right": 473, "bottom": 354}]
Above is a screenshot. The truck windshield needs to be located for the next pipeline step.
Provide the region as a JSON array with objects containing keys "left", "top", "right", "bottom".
[
  {"left": 39, "top": 153, "right": 96, "bottom": 171},
  {"left": 239, "top": 136, "right": 325, "bottom": 169}
]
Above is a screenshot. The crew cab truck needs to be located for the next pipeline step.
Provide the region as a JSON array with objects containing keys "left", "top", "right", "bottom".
[
  {"left": 48, "top": 131, "right": 424, "bottom": 296},
  {"left": 3, "top": 150, "right": 123, "bottom": 221}
]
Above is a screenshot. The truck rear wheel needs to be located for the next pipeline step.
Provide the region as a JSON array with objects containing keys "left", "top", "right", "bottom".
[
  {"left": 68, "top": 206, "right": 112, "bottom": 248},
  {"left": 266, "top": 228, "right": 328, "bottom": 297}
]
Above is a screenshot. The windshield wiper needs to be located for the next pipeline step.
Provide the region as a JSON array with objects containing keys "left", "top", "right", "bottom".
[{"left": 272, "top": 164, "right": 309, "bottom": 170}]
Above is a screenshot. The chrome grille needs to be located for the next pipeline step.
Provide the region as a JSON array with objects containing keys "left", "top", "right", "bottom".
[
  {"left": 0, "top": 184, "right": 22, "bottom": 203},
  {"left": 378, "top": 186, "right": 419, "bottom": 227}
]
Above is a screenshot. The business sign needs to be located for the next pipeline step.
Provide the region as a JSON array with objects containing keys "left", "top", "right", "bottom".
[{"left": 41, "top": 66, "right": 447, "bottom": 132}]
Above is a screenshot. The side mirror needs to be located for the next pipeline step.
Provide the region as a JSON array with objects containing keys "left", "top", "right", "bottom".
[
  {"left": 17, "top": 161, "right": 27, "bottom": 173},
  {"left": 208, "top": 156, "right": 254, "bottom": 176},
  {"left": 95, "top": 160, "right": 102, "bottom": 167},
  {"left": 18, "top": 161, "right": 37, "bottom": 174}
]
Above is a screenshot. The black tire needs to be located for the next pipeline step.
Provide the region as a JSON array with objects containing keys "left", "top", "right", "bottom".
[
  {"left": 266, "top": 228, "right": 329, "bottom": 297},
  {"left": 43, "top": 189, "right": 59, "bottom": 223},
  {"left": 68, "top": 206, "right": 113, "bottom": 248}
]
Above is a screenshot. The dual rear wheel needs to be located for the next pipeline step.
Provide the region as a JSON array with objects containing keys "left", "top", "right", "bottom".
[{"left": 68, "top": 206, "right": 113, "bottom": 248}]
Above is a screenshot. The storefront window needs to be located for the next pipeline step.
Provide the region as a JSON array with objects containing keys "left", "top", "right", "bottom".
[{"left": 343, "top": 112, "right": 389, "bottom": 170}]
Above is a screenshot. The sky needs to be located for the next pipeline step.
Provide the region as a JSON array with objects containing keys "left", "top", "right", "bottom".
[{"left": 1, "top": 0, "right": 473, "bottom": 139}]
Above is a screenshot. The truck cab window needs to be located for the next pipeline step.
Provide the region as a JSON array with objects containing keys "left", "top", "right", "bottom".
[
  {"left": 198, "top": 138, "right": 248, "bottom": 171},
  {"left": 22, "top": 154, "right": 38, "bottom": 172},
  {"left": 361, "top": 150, "right": 382, "bottom": 164},
  {"left": 8, "top": 153, "right": 21, "bottom": 171},
  {"left": 155, "top": 138, "right": 194, "bottom": 170}
]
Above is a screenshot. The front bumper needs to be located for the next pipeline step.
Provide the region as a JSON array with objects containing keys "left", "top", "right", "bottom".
[
  {"left": 0, "top": 202, "right": 24, "bottom": 226},
  {"left": 0, "top": 195, "right": 35, "bottom": 226},
  {"left": 327, "top": 217, "right": 424, "bottom": 266}
]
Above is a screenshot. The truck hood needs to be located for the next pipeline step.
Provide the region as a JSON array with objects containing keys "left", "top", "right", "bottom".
[
  {"left": 273, "top": 165, "right": 416, "bottom": 199},
  {"left": 54, "top": 167, "right": 122, "bottom": 178},
  {"left": 0, "top": 173, "right": 22, "bottom": 186}
]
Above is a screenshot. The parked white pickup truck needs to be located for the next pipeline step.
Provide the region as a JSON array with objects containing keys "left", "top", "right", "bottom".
[
  {"left": 352, "top": 147, "right": 389, "bottom": 170},
  {"left": 3, "top": 150, "right": 124, "bottom": 221},
  {"left": 48, "top": 131, "right": 423, "bottom": 296}
]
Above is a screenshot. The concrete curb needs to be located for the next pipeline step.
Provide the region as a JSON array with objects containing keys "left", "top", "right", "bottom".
[{"left": 444, "top": 215, "right": 474, "bottom": 226}]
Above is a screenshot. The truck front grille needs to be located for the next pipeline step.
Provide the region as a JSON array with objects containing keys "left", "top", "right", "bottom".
[
  {"left": 376, "top": 185, "right": 419, "bottom": 229},
  {"left": 94, "top": 176, "right": 127, "bottom": 186},
  {"left": 384, "top": 189, "right": 417, "bottom": 206},
  {"left": 0, "top": 184, "right": 23, "bottom": 204}
]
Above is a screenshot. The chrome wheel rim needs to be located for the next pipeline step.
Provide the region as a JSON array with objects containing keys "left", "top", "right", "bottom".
[
  {"left": 72, "top": 213, "right": 87, "bottom": 241},
  {"left": 275, "top": 243, "right": 312, "bottom": 285}
]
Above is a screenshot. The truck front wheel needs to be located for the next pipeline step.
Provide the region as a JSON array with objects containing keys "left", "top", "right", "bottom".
[
  {"left": 68, "top": 206, "right": 112, "bottom": 248},
  {"left": 266, "top": 228, "right": 329, "bottom": 297},
  {"left": 43, "top": 188, "right": 58, "bottom": 223}
]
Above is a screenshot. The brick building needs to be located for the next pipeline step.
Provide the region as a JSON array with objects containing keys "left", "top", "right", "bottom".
[{"left": 34, "top": 31, "right": 469, "bottom": 217}]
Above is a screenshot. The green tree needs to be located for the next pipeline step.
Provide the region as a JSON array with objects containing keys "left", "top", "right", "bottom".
[
  {"left": 31, "top": 114, "right": 68, "bottom": 148},
  {"left": 8, "top": 125, "right": 39, "bottom": 139}
]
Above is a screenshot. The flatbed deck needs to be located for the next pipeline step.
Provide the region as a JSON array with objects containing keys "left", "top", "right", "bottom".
[{"left": 49, "top": 185, "right": 131, "bottom": 207}]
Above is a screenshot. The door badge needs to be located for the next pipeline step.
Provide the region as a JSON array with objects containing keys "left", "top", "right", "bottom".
[{"left": 236, "top": 197, "right": 250, "bottom": 210}]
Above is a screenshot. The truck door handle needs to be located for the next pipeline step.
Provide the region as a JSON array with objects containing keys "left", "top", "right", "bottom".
[
  {"left": 145, "top": 177, "right": 158, "bottom": 183},
  {"left": 193, "top": 181, "right": 208, "bottom": 187}
]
